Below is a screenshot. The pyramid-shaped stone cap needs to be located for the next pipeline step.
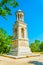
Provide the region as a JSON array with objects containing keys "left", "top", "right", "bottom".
[{"left": 15, "top": 9, "right": 24, "bottom": 16}]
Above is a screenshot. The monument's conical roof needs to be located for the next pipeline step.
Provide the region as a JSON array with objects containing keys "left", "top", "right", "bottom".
[
  {"left": 16, "top": 9, "right": 24, "bottom": 13},
  {"left": 18, "top": 9, "right": 22, "bottom": 11}
]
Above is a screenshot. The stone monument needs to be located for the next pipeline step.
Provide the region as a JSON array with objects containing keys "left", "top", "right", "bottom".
[{"left": 10, "top": 10, "right": 32, "bottom": 57}]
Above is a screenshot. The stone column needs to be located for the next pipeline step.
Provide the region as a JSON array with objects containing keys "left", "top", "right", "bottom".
[{"left": 18, "top": 27, "right": 21, "bottom": 39}]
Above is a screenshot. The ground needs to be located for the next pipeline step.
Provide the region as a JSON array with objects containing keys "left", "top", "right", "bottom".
[{"left": 0, "top": 54, "right": 43, "bottom": 65}]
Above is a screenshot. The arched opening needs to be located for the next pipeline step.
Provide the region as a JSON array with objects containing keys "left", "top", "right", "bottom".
[
  {"left": 14, "top": 28, "right": 17, "bottom": 37},
  {"left": 21, "top": 28, "right": 24, "bottom": 38},
  {"left": 17, "top": 14, "right": 23, "bottom": 21}
]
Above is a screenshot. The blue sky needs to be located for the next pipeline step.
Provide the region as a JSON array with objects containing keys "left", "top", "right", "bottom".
[{"left": 0, "top": 0, "right": 43, "bottom": 43}]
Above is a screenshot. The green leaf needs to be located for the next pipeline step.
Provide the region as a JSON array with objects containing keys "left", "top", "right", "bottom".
[
  {"left": 13, "top": 1, "right": 19, "bottom": 8},
  {"left": 0, "top": 0, "right": 19, "bottom": 19}
]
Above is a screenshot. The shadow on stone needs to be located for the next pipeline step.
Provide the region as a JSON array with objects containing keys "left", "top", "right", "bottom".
[{"left": 28, "top": 61, "right": 43, "bottom": 65}]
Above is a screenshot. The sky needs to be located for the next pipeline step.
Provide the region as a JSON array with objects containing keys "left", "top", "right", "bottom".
[{"left": 0, "top": 0, "right": 43, "bottom": 43}]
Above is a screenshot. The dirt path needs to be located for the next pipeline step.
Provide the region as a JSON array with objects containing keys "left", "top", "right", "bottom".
[{"left": 0, "top": 54, "right": 43, "bottom": 65}]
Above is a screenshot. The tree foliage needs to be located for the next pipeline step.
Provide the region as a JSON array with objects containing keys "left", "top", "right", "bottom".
[
  {"left": 30, "top": 40, "right": 41, "bottom": 52},
  {"left": 0, "top": 28, "right": 12, "bottom": 54},
  {"left": 40, "top": 42, "right": 43, "bottom": 52},
  {"left": 0, "top": 0, "right": 19, "bottom": 19}
]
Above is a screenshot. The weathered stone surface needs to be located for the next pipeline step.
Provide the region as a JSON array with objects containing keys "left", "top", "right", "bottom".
[{"left": 9, "top": 10, "right": 32, "bottom": 57}]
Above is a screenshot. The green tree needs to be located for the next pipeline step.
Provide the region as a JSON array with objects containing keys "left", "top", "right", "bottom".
[
  {"left": 40, "top": 42, "right": 43, "bottom": 52},
  {"left": 30, "top": 40, "right": 40, "bottom": 52},
  {"left": 0, "top": 28, "right": 12, "bottom": 54},
  {"left": 0, "top": 0, "right": 19, "bottom": 19}
]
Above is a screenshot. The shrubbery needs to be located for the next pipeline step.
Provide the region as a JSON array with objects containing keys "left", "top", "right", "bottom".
[
  {"left": 0, "top": 28, "right": 12, "bottom": 54},
  {"left": 30, "top": 40, "right": 43, "bottom": 52}
]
